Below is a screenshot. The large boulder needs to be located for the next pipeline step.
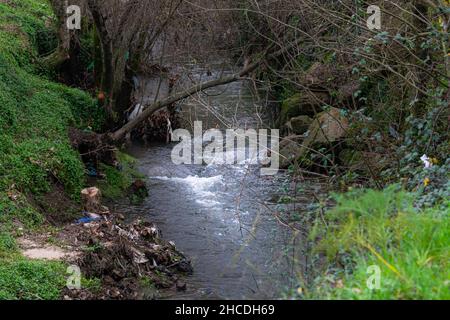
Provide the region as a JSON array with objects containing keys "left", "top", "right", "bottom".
[
  {"left": 305, "top": 107, "right": 349, "bottom": 144},
  {"left": 295, "top": 107, "right": 350, "bottom": 162},
  {"left": 336, "top": 81, "right": 360, "bottom": 102},
  {"left": 297, "top": 62, "right": 359, "bottom": 103},
  {"left": 303, "top": 62, "right": 334, "bottom": 86},
  {"left": 279, "top": 91, "right": 330, "bottom": 124},
  {"left": 279, "top": 108, "right": 349, "bottom": 168},
  {"left": 299, "top": 62, "right": 348, "bottom": 89}
]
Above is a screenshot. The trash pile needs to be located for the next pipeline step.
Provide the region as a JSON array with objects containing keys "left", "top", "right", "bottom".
[{"left": 64, "top": 188, "right": 192, "bottom": 300}]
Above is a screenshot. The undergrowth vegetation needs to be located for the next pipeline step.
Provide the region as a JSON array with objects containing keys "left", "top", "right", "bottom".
[
  {"left": 98, "top": 152, "right": 145, "bottom": 200},
  {"left": 0, "top": 0, "right": 448, "bottom": 301},
  {"left": 265, "top": 1, "right": 449, "bottom": 300},
  {"left": 0, "top": 0, "right": 103, "bottom": 299},
  {"left": 306, "top": 185, "right": 450, "bottom": 299},
  {"left": 291, "top": 187, "right": 449, "bottom": 300},
  {"left": 0, "top": 257, "right": 66, "bottom": 300}
]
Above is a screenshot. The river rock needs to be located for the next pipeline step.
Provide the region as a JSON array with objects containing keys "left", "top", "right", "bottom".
[
  {"left": 279, "top": 91, "right": 330, "bottom": 124},
  {"left": 280, "top": 108, "right": 349, "bottom": 167},
  {"left": 298, "top": 62, "right": 341, "bottom": 89},
  {"left": 299, "top": 62, "right": 352, "bottom": 89},
  {"left": 279, "top": 135, "right": 304, "bottom": 168},
  {"left": 305, "top": 107, "right": 349, "bottom": 144},
  {"left": 304, "top": 62, "right": 332, "bottom": 86},
  {"left": 296, "top": 61, "right": 358, "bottom": 103},
  {"left": 286, "top": 115, "right": 313, "bottom": 135},
  {"left": 336, "top": 80, "right": 360, "bottom": 102}
]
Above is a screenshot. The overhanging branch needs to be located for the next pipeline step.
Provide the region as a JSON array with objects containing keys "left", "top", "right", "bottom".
[{"left": 111, "top": 39, "right": 301, "bottom": 141}]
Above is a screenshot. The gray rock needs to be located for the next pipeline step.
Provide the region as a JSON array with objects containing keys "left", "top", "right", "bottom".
[
  {"left": 305, "top": 107, "right": 349, "bottom": 144},
  {"left": 287, "top": 115, "right": 313, "bottom": 135},
  {"left": 279, "top": 135, "right": 304, "bottom": 168},
  {"left": 280, "top": 107, "right": 349, "bottom": 168},
  {"left": 279, "top": 91, "right": 330, "bottom": 125}
]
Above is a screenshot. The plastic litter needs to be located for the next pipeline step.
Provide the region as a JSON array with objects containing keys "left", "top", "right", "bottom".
[
  {"left": 77, "top": 217, "right": 100, "bottom": 224},
  {"left": 86, "top": 162, "right": 98, "bottom": 177},
  {"left": 76, "top": 211, "right": 102, "bottom": 224}
]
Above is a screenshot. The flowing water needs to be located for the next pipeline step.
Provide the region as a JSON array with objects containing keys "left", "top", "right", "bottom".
[{"left": 116, "top": 65, "right": 314, "bottom": 299}]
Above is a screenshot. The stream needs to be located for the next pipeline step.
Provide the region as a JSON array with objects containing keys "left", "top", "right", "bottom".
[{"left": 116, "top": 64, "right": 312, "bottom": 299}]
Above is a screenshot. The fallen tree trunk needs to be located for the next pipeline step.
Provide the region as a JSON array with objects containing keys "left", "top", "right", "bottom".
[
  {"left": 70, "top": 40, "right": 301, "bottom": 164},
  {"left": 111, "top": 39, "right": 301, "bottom": 141},
  {"left": 111, "top": 62, "right": 260, "bottom": 141}
]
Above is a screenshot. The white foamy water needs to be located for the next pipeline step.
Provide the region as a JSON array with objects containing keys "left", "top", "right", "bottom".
[
  {"left": 118, "top": 64, "right": 307, "bottom": 299},
  {"left": 151, "top": 175, "right": 223, "bottom": 189},
  {"left": 203, "top": 148, "right": 261, "bottom": 166},
  {"left": 195, "top": 198, "right": 222, "bottom": 207},
  {"left": 151, "top": 175, "right": 224, "bottom": 207}
]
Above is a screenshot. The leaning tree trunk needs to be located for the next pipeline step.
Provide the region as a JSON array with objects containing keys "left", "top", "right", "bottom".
[
  {"left": 44, "top": 0, "right": 73, "bottom": 69},
  {"left": 69, "top": 38, "right": 303, "bottom": 172},
  {"left": 111, "top": 39, "right": 302, "bottom": 141}
]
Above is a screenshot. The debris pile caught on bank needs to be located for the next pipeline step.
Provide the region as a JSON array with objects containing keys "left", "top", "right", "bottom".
[{"left": 62, "top": 188, "right": 193, "bottom": 300}]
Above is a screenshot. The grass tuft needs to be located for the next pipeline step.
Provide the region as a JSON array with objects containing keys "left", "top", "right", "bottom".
[{"left": 301, "top": 186, "right": 449, "bottom": 300}]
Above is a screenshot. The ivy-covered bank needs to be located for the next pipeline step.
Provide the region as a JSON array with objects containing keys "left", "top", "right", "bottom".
[
  {"left": 270, "top": 6, "right": 450, "bottom": 299},
  {"left": 275, "top": 56, "right": 449, "bottom": 300},
  {"left": 0, "top": 0, "right": 111, "bottom": 299},
  {"left": 0, "top": 0, "right": 188, "bottom": 300}
]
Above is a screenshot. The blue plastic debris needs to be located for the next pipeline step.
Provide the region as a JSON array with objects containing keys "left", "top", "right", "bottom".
[
  {"left": 76, "top": 217, "right": 99, "bottom": 224},
  {"left": 76, "top": 211, "right": 102, "bottom": 224},
  {"left": 87, "top": 167, "right": 98, "bottom": 177}
]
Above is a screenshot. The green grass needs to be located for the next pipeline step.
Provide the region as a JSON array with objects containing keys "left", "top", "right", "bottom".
[
  {"left": 300, "top": 186, "right": 449, "bottom": 300},
  {"left": 0, "top": 0, "right": 106, "bottom": 218},
  {"left": 0, "top": 257, "right": 66, "bottom": 300},
  {"left": 0, "top": 0, "right": 106, "bottom": 300},
  {"left": 0, "top": 0, "right": 107, "bottom": 193},
  {"left": 0, "top": 231, "right": 17, "bottom": 254}
]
